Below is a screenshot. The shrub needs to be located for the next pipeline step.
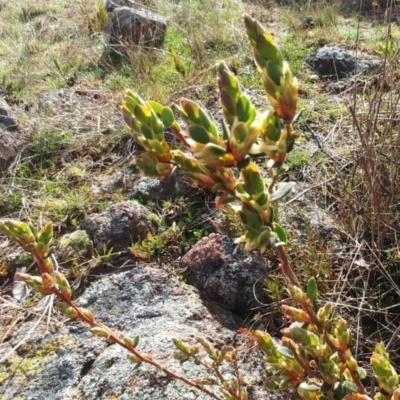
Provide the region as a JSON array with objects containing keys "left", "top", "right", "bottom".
[{"left": 1, "top": 13, "right": 400, "bottom": 400}]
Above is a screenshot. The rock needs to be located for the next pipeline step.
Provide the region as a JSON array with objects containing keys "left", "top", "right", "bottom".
[
  {"left": 281, "top": 203, "right": 341, "bottom": 246},
  {"left": 180, "top": 234, "right": 271, "bottom": 318},
  {"left": 81, "top": 200, "right": 159, "bottom": 252},
  {"left": 0, "top": 97, "right": 29, "bottom": 168},
  {"left": 303, "top": 15, "right": 315, "bottom": 29},
  {"left": 0, "top": 266, "right": 291, "bottom": 400},
  {"left": 130, "top": 171, "right": 191, "bottom": 203},
  {"left": 105, "top": 0, "right": 137, "bottom": 13},
  {"left": 106, "top": 7, "right": 167, "bottom": 50},
  {"left": 306, "top": 46, "right": 381, "bottom": 78},
  {"left": 308, "top": 74, "right": 320, "bottom": 83},
  {"left": 0, "top": 97, "right": 18, "bottom": 132},
  {"left": 55, "top": 230, "right": 92, "bottom": 268},
  {"left": 97, "top": 171, "right": 126, "bottom": 193}
]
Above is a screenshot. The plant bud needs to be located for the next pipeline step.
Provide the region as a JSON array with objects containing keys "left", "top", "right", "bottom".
[
  {"left": 78, "top": 308, "right": 96, "bottom": 324},
  {"left": 282, "top": 305, "right": 311, "bottom": 323},
  {"left": 90, "top": 327, "right": 112, "bottom": 339},
  {"left": 346, "top": 356, "right": 358, "bottom": 372},
  {"left": 37, "top": 257, "right": 53, "bottom": 274},
  {"left": 317, "top": 302, "right": 333, "bottom": 322},
  {"left": 189, "top": 345, "right": 199, "bottom": 356},
  {"left": 322, "top": 319, "right": 333, "bottom": 333},
  {"left": 335, "top": 319, "right": 352, "bottom": 350},
  {"left": 197, "top": 337, "right": 218, "bottom": 357},
  {"left": 281, "top": 325, "right": 319, "bottom": 348},
  {"left": 0, "top": 219, "right": 37, "bottom": 248},
  {"left": 287, "top": 285, "right": 307, "bottom": 303},
  {"left": 37, "top": 222, "right": 53, "bottom": 246},
  {"left": 122, "top": 335, "right": 140, "bottom": 349},
  {"left": 320, "top": 359, "right": 339, "bottom": 385},
  {"left": 127, "top": 354, "right": 142, "bottom": 364},
  {"left": 57, "top": 302, "right": 78, "bottom": 319},
  {"left": 371, "top": 343, "right": 399, "bottom": 394},
  {"left": 141, "top": 353, "right": 153, "bottom": 361},
  {"left": 54, "top": 271, "right": 72, "bottom": 300},
  {"left": 172, "top": 338, "right": 191, "bottom": 354},
  {"left": 224, "top": 350, "right": 235, "bottom": 363},
  {"left": 136, "top": 153, "right": 172, "bottom": 177},
  {"left": 17, "top": 273, "right": 53, "bottom": 294},
  {"left": 41, "top": 273, "right": 55, "bottom": 288}
]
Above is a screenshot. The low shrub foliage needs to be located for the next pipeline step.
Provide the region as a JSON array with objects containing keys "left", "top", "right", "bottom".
[{"left": 1, "top": 14, "right": 399, "bottom": 400}]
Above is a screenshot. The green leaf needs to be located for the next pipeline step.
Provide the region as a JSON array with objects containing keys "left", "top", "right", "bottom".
[
  {"left": 317, "top": 396, "right": 329, "bottom": 400},
  {"left": 161, "top": 107, "right": 175, "bottom": 127},
  {"left": 147, "top": 101, "right": 163, "bottom": 116},
  {"left": 270, "top": 182, "right": 295, "bottom": 202},
  {"left": 28, "top": 224, "right": 37, "bottom": 238},
  {"left": 199, "top": 108, "right": 218, "bottom": 138},
  {"left": 267, "top": 375, "right": 291, "bottom": 390},
  {"left": 211, "top": 183, "right": 223, "bottom": 193},
  {"left": 189, "top": 125, "right": 210, "bottom": 144},
  {"left": 357, "top": 367, "right": 367, "bottom": 380},
  {"left": 135, "top": 104, "right": 151, "bottom": 125},
  {"left": 256, "top": 34, "right": 281, "bottom": 64},
  {"left": 220, "top": 195, "right": 236, "bottom": 204},
  {"left": 243, "top": 209, "right": 263, "bottom": 230},
  {"left": 205, "top": 143, "right": 226, "bottom": 156},
  {"left": 306, "top": 278, "right": 318, "bottom": 301},
  {"left": 277, "top": 346, "right": 294, "bottom": 359},
  {"left": 181, "top": 99, "right": 200, "bottom": 122},
  {"left": 274, "top": 223, "right": 287, "bottom": 245},
  {"left": 267, "top": 61, "right": 283, "bottom": 86},
  {"left": 220, "top": 89, "right": 236, "bottom": 118},
  {"left": 342, "top": 381, "right": 357, "bottom": 393},
  {"left": 333, "top": 382, "right": 345, "bottom": 397},
  {"left": 258, "top": 229, "right": 271, "bottom": 245},
  {"left": 242, "top": 163, "right": 265, "bottom": 195},
  {"left": 173, "top": 352, "right": 190, "bottom": 363},
  {"left": 140, "top": 124, "right": 154, "bottom": 140},
  {"left": 23, "top": 243, "right": 36, "bottom": 252},
  {"left": 37, "top": 222, "right": 53, "bottom": 246},
  {"left": 236, "top": 95, "right": 256, "bottom": 124},
  {"left": 221, "top": 119, "right": 230, "bottom": 141},
  {"left": 265, "top": 124, "right": 280, "bottom": 141},
  {"left": 232, "top": 122, "right": 248, "bottom": 144},
  {"left": 320, "top": 382, "right": 333, "bottom": 393},
  {"left": 299, "top": 383, "right": 320, "bottom": 392},
  {"left": 262, "top": 75, "right": 278, "bottom": 100},
  {"left": 256, "top": 192, "right": 268, "bottom": 206}
]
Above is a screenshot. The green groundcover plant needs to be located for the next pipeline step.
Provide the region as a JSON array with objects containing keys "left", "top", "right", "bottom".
[{"left": 1, "top": 14, "right": 400, "bottom": 400}]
